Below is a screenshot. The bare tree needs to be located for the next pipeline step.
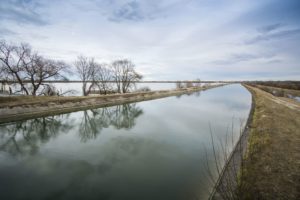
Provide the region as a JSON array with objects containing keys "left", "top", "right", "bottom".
[
  {"left": 24, "top": 54, "right": 67, "bottom": 95},
  {"left": 74, "top": 56, "right": 97, "bottom": 96},
  {"left": 111, "top": 59, "right": 142, "bottom": 93},
  {"left": 0, "top": 62, "right": 6, "bottom": 79},
  {"left": 111, "top": 60, "right": 123, "bottom": 93},
  {"left": 0, "top": 40, "right": 67, "bottom": 95},
  {"left": 94, "top": 63, "right": 113, "bottom": 94},
  {"left": 0, "top": 41, "right": 30, "bottom": 94}
]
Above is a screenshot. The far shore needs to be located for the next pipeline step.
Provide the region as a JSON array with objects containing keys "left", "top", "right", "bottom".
[{"left": 0, "top": 84, "right": 225, "bottom": 124}]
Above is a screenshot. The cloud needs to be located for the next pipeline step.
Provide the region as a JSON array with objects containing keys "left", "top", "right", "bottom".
[
  {"left": 257, "top": 23, "right": 284, "bottom": 34},
  {"left": 245, "top": 28, "right": 300, "bottom": 44},
  {"left": 0, "top": 28, "right": 17, "bottom": 37},
  {"left": 0, "top": 0, "right": 299, "bottom": 80},
  {"left": 104, "top": 0, "right": 188, "bottom": 22},
  {"left": 235, "top": 0, "right": 300, "bottom": 26},
  {"left": 109, "top": 1, "right": 144, "bottom": 22},
  {"left": 212, "top": 53, "right": 275, "bottom": 65},
  {"left": 0, "top": 0, "right": 47, "bottom": 25}
]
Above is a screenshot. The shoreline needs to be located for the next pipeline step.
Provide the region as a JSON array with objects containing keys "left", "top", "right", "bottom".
[
  {"left": 209, "top": 84, "right": 256, "bottom": 199},
  {"left": 0, "top": 84, "right": 224, "bottom": 124}
]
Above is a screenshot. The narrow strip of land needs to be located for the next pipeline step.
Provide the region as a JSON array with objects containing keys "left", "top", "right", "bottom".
[
  {"left": 240, "top": 85, "right": 300, "bottom": 199},
  {"left": 211, "top": 84, "right": 300, "bottom": 199},
  {"left": 0, "top": 84, "right": 223, "bottom": 124}
]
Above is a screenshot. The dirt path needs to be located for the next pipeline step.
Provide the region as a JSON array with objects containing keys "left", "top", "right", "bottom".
[{"left": 269, "top": 95, "right": 300, "bottom": 110}]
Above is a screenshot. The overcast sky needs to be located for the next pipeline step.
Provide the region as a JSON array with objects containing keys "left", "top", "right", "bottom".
[{"left": 1, "top": 0, "right": 300, "bottom": 80}]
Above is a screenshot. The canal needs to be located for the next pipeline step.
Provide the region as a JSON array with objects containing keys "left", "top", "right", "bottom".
[{"left": 0, "top": 84, "right": 251, "bottom": 200}]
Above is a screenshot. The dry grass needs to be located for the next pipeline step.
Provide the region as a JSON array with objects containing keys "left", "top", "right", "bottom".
[
  {"left": 0, "top": 95, "right": 90, "bottom": 108},
  {"left": 240, "top": 85, "right": 300, "bottom": 199},
  {"left": 0, "top": 92, "right": 161, "bottom": 108}
]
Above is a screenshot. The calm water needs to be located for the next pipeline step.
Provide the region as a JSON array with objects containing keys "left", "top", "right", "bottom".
[{"left": 0, "top": 84, "right": 251, "bottom": 200}]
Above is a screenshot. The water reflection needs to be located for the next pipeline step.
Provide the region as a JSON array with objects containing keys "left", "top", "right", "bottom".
[
  {"left": 0, "top": 136, "right": 201, "bottom": 200},
  {"left": 79, "top": 104, "right": 143, "bottom": 142},
  {"left": 176, "top": 90, "right": 201, "bottom": 98},
  {"left": 0, "top": 103, "right": 143, "bottom": 155},
  {"left": 0, "top": 115, "right": 73, "bottom": 156}
]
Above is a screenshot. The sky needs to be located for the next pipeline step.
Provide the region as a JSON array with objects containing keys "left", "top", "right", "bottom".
[{"left": 0, "top": 0, "right": 300, "bottom": 81}]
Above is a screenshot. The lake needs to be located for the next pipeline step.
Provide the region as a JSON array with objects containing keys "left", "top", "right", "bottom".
[{"left": 0, "top": 84, "right": 252, "bottom": 200}]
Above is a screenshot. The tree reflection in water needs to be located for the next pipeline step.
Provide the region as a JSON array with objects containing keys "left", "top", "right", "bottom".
[
  {"left": 79, "top": 103, "right": 143, "bottom": 142},
  {"left": 176, "top": 90, "right": 201, "bottom": 98},
  {"left": 0, "top": 114, "right": 73, "bottom": 156},
  {"left": 0, "top": 103, "right": 144, "bottom": 155}
]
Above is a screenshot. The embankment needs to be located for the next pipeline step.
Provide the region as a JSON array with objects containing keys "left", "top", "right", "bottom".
[
  {"left": 0, "top": 85, "right": 224, "bottom": 124},
  {"left": 211, "top": 84, "right": 300, "bottom": 199},
  {"left": 239, "top": 85, "right": 300, "bottom": 199}
]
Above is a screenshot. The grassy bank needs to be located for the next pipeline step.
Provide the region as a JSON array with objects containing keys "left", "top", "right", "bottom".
[
  {"left": 239, "top": 85, "right": 300, "bottom": 199},
  {"left": 0, "top": 85, "right": 224, "bottom": 124}
]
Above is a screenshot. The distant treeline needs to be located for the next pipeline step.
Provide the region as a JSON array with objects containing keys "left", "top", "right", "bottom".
[{"left": 246, "top": 81, "right": 300, "bottom": 90}]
